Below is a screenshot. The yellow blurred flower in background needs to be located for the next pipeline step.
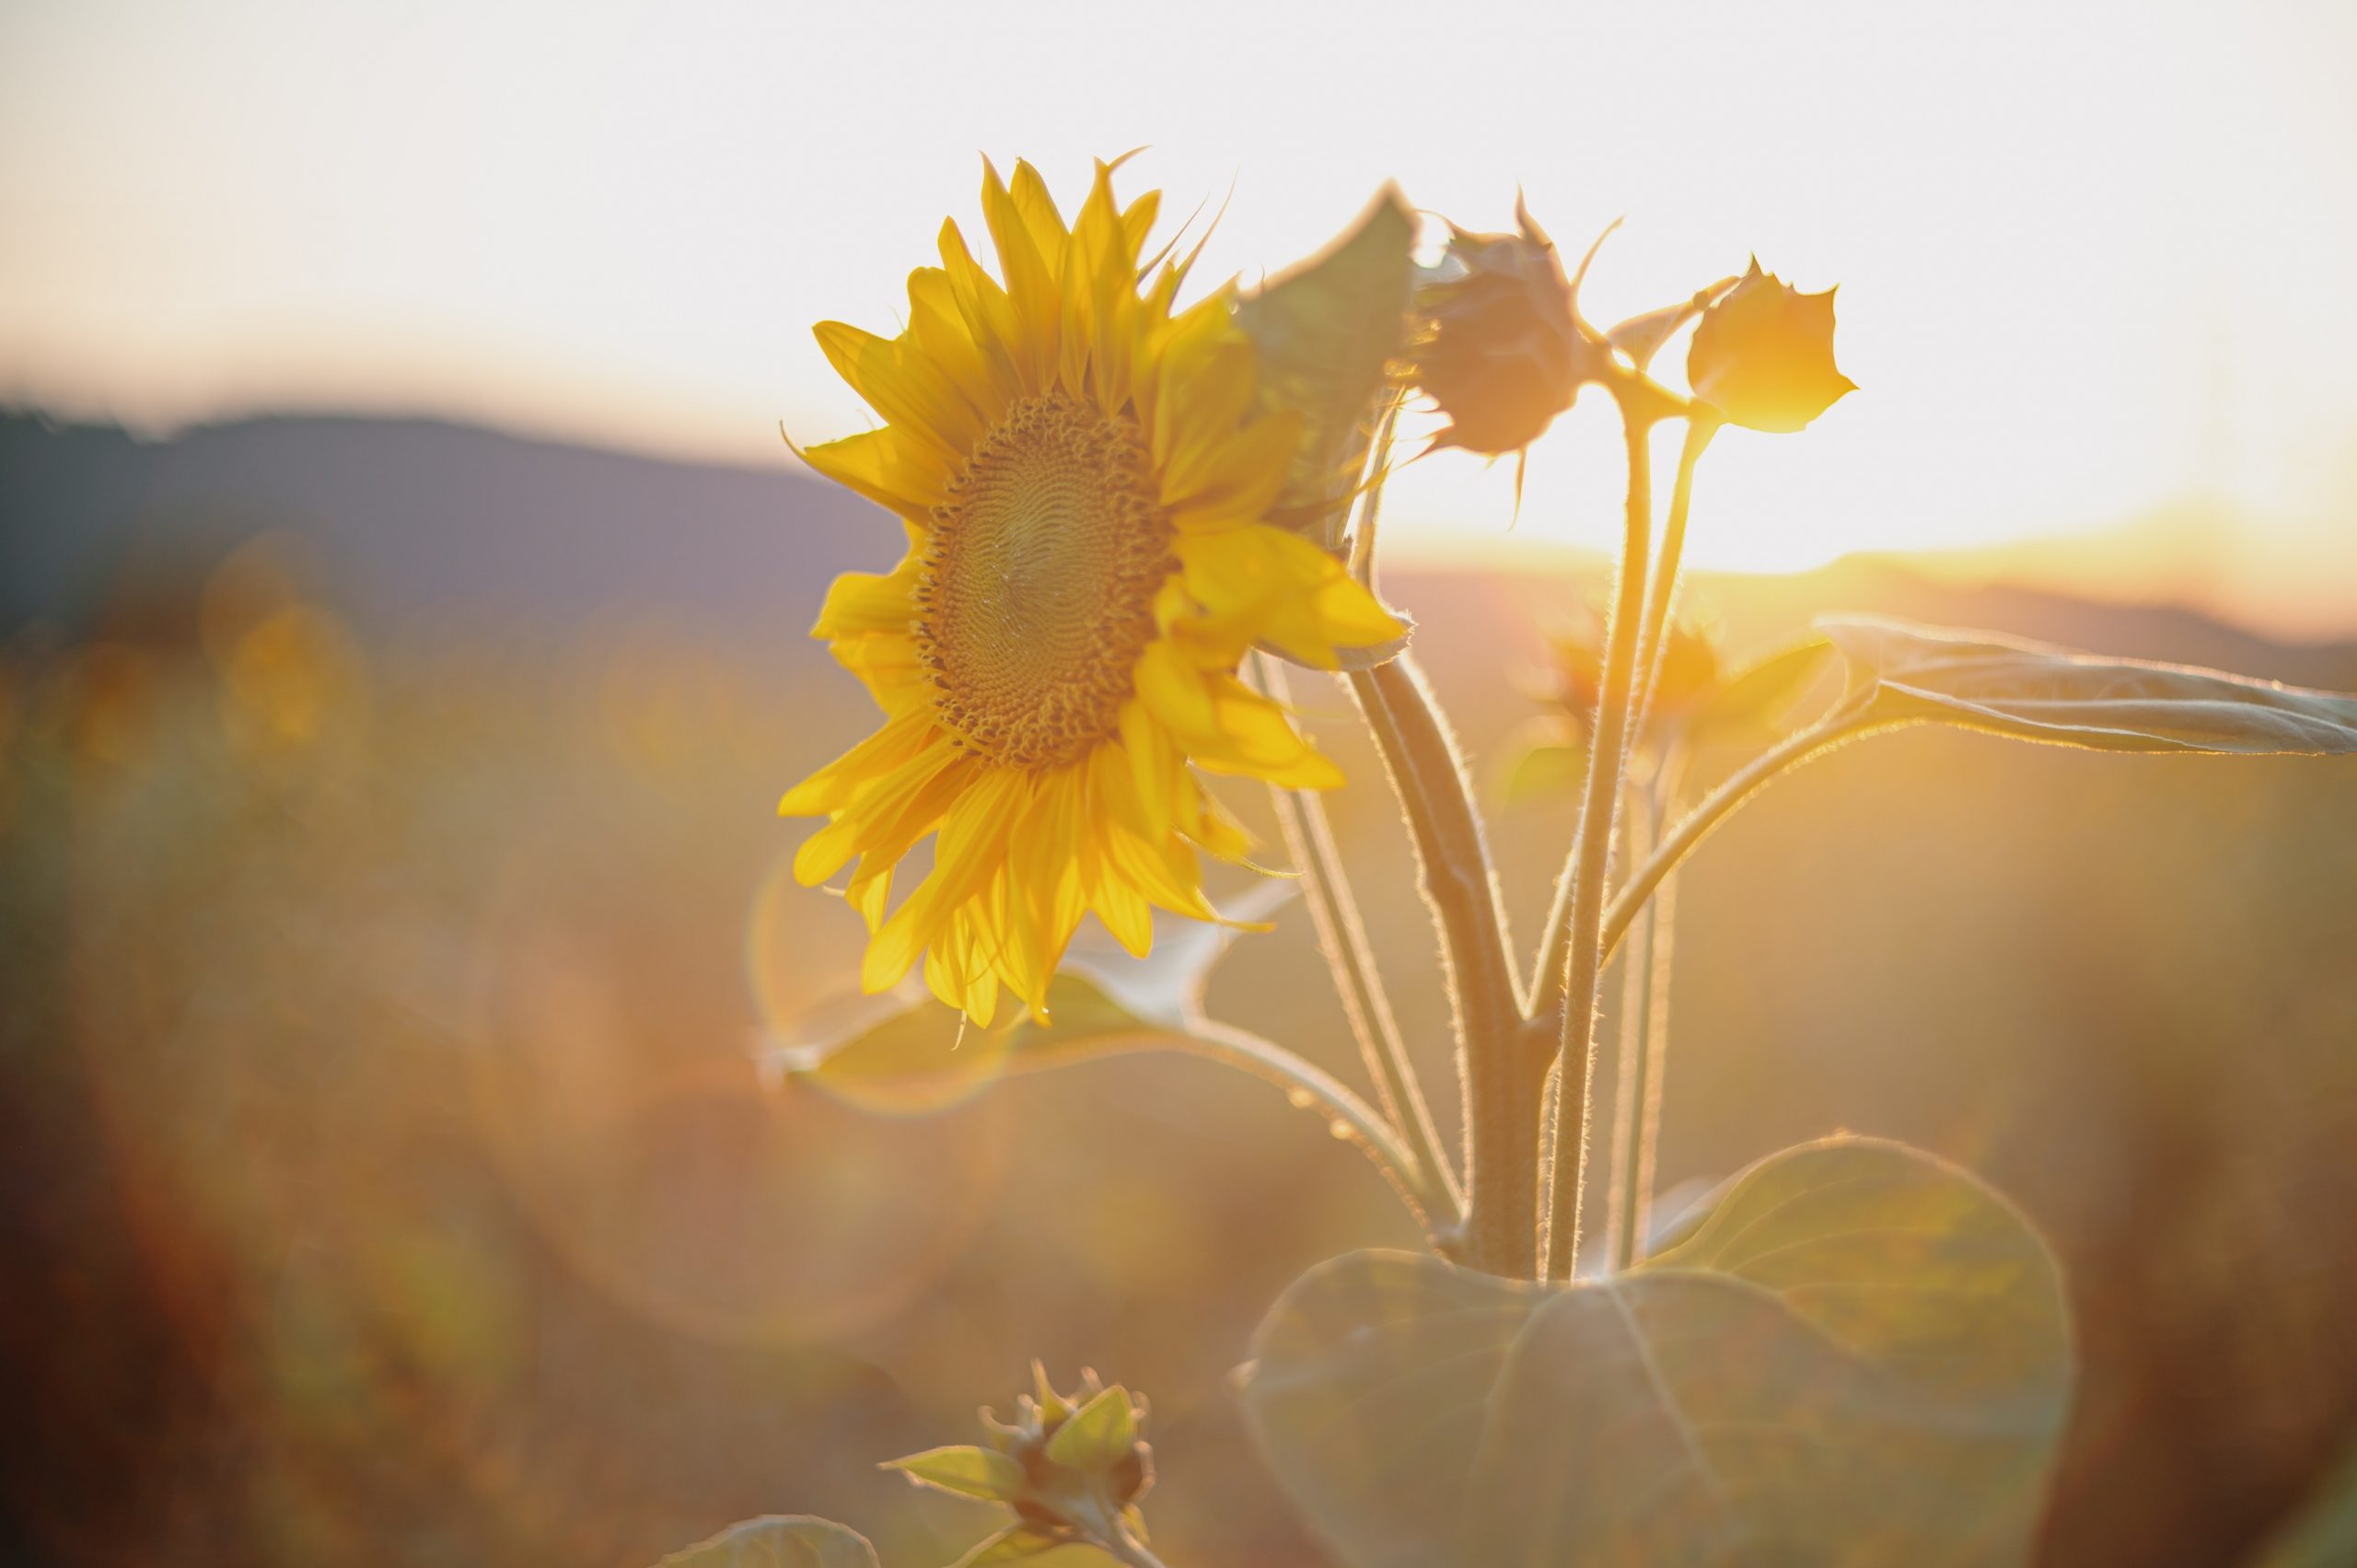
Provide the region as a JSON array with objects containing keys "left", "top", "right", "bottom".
[{"left": 784, "top": 158, "right": 1401, "bottom": 1027}]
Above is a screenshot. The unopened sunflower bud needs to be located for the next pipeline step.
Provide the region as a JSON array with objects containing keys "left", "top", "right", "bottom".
[
  {"left": 910, "top": 1367, "right": 1150, "bottom": 1537},
  {"left": 1414, "top": 202, "right": 1608, "bottom": 457},
  {"left": 1686, "top": 259, "right": 1856, "bottom": 434}
]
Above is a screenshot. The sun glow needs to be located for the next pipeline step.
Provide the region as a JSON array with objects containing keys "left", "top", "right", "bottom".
[{"left": 4, "top": 0, "right": 2355, "bottom": 633}]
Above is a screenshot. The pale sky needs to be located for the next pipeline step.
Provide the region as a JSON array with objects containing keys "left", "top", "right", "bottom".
[{"left": 5, "top": 0, "right": 2354, "bottom": 633}]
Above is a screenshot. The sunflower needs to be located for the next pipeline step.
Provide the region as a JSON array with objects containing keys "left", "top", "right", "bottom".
[{"left": 783, "top": 157, "right": 1403, "bottom": 1027}]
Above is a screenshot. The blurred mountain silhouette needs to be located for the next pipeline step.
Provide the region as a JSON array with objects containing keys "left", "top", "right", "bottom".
[
  {"left": 7, "top": 412, "right": 2352, "bottom": 699},
  {"left": 0, "top": 413, "right": 878, "bottom": 656}
]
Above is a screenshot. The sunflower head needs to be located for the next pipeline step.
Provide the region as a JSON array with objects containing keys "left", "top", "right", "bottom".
[{"left": 783, "top": 158, "right": 1402, "bottom": 1026}]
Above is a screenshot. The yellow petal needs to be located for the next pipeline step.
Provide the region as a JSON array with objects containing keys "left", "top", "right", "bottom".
[
  {"left": 1165, "top": 411, "right": 1301, "bottom": 534},
  {"left": 799, "top": 428, "right": 951, "bottom": 522},
  {"left": 829, "top": 632, "right": 929, "bottom": 714},
  {"left": 1187, "top": 675, "right": 1346, "bottom": 789},
  {"left": 1133, "top": 639, "right": 1219, "bottom": 740},
  {"left": 1176, "top": 524, "right": 1402, "bottom": 667},
  {"left": 813, "top": 320, "right": 982, "bottom": 465},
  {"left": 981, "top": 159, "right": 1062, "bottom": 391},
  {"left": 793, "top": 738, "right": 965, "bottom": 886},
  {"left": 908, "top": 266, "right": 1016, "bottom": 418},
  {"left": 812, "top": 562, "right": 922, "bottom": 639},
  {"left": 1090, "top": 849, "right": 1155, "bottom": 957},
  {"left": 937, "top": 217, "right": 1025, "bottom": 386},
  {"left": 862, "top": 768, "right": 1025, "bottom": 992},
  {"left": 779, "top": 708, "right": 935, "bottom": 817}
]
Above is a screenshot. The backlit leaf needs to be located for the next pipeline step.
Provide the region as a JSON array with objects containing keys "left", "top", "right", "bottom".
[
  {"left": 1677, "top": 634, "right": 1833, "bottom": 756},
  {"left": 1823, "top": 617, "right": 2357, "bottom": 754},
  {"left": 884, "top": 1444, "right": 1030, "bottom": 1503},
  {"left": 1235, "top": 187, "right": 1417, "bottom": 553},
  {"left": 765, "top": 979, "right": 1014, "bottom": 1114},
  {"left": 656, "top": 1516, "right": 878, "bottom": 1568},
  {"left": 1044, "top": 1386, "right": 1140, "bottom": 1471},
  {"left": 1240, "top": 1137, "right": 2073, "bottom": 1568},
  {"left": 1496, "top": 726, "right": 1588, "bottom": 808},
  {"left": 1604, "top": 276, "right": 1737, "bottom": 371}
]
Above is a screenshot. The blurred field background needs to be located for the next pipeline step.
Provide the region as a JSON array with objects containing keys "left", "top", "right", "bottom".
[{"left": 4, "top": 412, "right": 2355, "bottom": 1567}]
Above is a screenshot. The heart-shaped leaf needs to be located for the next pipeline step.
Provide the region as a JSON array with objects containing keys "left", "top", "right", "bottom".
[
  {"left": 656, "top": 1516, "right": 878, "bottom": 1568},
  {"left": 1235, "top": 186, "right": 1417, "bottom": 555},
  {"left": 1822, "top": 617, "right": 2357, "bottom": 755},
  {"left": 1241, "top": 1137, "right": 2073, "bottom": 1567}
]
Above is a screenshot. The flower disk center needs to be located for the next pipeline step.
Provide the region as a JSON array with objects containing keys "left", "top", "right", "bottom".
[{"left": 919, "top": 393, "right": 1173, "bottom": 770}]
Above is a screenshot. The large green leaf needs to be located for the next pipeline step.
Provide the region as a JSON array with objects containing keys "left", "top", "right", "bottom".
[
  {"left": 656, "top": 1516, "right": 878, "bottom": 1568},
  {"left": 1240, "top": 1137, "right": 2074, "bottom": 1567},
  {"left": 1822, "top": 617, "right": 2357, "bottom": 754},
  {"left": 1234, "top": 186, "right": 1417, "bottom": 557}
]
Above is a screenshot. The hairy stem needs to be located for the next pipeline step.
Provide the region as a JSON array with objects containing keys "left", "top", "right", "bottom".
[
  {"left": 1348, "top": 656, "right": 1533, "bottom": 1272},
  {"left": 1629, "top": 417, "right": 1718, "bottom": 738},
  {"left": 1527, "top": 416, "right": 1717, "bottom": 1007},
  {"left": 1264, "top": 748, "right": 1465, "bottom": 1225},
  {"left": 1540, "top": 408, "right": 1656, "bottom": 1280},
  {"left": 1604, "top": 777, "right": 1677, "bottom": 1273}
]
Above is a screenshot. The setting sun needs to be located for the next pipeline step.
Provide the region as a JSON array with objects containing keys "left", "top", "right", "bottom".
[{"left": 6, "top": 0, "right": 2355, "bottom": 632}]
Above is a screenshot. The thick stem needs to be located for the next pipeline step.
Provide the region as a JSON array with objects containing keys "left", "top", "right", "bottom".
[
  {"left": 1540, "top": 408, "right": 1656, "bottom": 1280},
  {"left": 1260, "top": 658, "right": 1463, "bottom": 1223},
  {"left": 1347, "top": 656, "right": 1534, "bottom": 1272}
]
